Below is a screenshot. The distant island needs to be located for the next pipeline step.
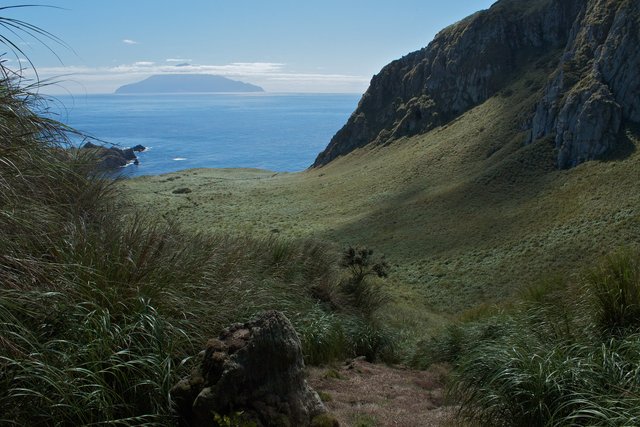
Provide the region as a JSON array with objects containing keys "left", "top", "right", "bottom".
[{"left": 115, "top": 74, "right": 264, "bottom": 94}]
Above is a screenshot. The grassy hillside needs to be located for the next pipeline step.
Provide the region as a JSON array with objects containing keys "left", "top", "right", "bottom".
[{"left": 124, "top": 66, "right": 640, "bottom": 324}]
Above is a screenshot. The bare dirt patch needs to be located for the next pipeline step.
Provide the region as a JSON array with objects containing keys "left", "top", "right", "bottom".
[{"left": 308, "top": 358, "right": 458, "bottom": 426}]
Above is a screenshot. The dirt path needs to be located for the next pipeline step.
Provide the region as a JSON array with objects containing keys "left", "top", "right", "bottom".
[{"left": 307, "top": 358, "right": 457, "bottom": 426}]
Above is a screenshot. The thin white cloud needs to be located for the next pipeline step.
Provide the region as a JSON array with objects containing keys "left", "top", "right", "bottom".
[
  {"left": 166, "top": 58, "right": 192, "bottom": 63},
  {"left": 29, "top": 61, "right": 370, "bottom": 94},
  {"left": 122, "top": 39, "right": 139, "bottom": 45}
]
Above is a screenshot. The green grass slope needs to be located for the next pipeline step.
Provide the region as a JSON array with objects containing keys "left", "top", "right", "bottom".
[{"left": 125, "top": 67, "right": 640, "bottom": 321}]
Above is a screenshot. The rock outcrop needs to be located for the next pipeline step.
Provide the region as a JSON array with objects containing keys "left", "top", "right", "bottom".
[
  {"left": 313, "top": 0, "right": 639, "bottom": 169},
  {"left": 171, "top": 311, "right": 331, "bottom": 427},
  {"left": 529, "top": 0, "right": 640, "bottom": 168},
  {"left": 81, "top": 142, "right": 145, "bottom": 170}
]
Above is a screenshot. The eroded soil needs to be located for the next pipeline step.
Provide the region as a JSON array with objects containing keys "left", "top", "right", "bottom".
[{"left": 308, "top": 359, "right": 458, "bottom": 427}]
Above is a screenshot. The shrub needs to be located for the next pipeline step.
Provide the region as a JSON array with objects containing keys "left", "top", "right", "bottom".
[
  {"left": 344, "top": 317, "right": 397, "bottom": 362},
  {"left": 450, "top": 331, "right": 640, "bottom": 427},
  {"left": 341, "top": 246, "right": 389, "bottom": 283},
  {"left": 588, "top": 249, "right": 640, "bottom": 334},
  {"left": 296, "top": 306, "right": 347, "bottom": 365},
  {"left": 172, "top": 187, "right": 192, "bottom": 194},
  {"left": 339, "top": 246, "right": 390, "bottom": 317}
]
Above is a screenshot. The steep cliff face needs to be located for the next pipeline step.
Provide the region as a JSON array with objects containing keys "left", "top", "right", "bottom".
[
  {"left": 529, "top": 0, "right": 640, "bottom": 168},
  {"left": 313, "top": 0, "right": 639, "bottom": 169}
]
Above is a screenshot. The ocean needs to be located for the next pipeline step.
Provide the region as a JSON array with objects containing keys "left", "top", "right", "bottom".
[{"left": 52, "top": 93, "right": 360, "bottom": 176}]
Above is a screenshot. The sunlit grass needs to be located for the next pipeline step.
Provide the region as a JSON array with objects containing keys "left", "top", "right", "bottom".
[{"left": 413, "top": 252, "right": 640, "bottom": 426}]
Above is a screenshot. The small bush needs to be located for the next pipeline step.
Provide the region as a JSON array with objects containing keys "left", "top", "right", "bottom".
[
  {"left": 172, "top": 187, "right": 192, "bottom": 194},
  {"left": 588, "top": 249, "right": 640, "bottom": 334},
  {"left": 451, "top": 331, "right": 640, "bottom": 427},
  {"left": 412, "top": 315, "right": 514, "bottom": 368},
  {"left": 296, "top": 306, "right": 398, "bottom": 364},
  {"left": 341, "top": 246, "right": 389, "bottom": 283},
  {"left": 296, "top": 307, "right": 347, "bottom": 365},
  {"left": 339, "top": 246, "right": 390, "bottom": 317}
]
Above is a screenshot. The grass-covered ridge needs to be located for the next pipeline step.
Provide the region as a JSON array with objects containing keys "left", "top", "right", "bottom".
[{"left": 0, "top": 71, "right": 394, "bottom": 424}]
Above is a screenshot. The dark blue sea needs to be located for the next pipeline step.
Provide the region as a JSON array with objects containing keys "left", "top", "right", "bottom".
[{"left": 52, "top": 93, "right": 360, "bottom": 176}]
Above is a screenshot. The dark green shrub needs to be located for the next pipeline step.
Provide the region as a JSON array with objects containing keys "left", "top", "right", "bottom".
[
  {"left": 172, "top": 187, "right": 192, "bottom": 194},
  {"left": 341, "top": 246, "right": 389, "bottom": 283},
  {"left": 339, "top": 246, "right": 390, "bottom": 317},
  {"left": 589, "top": 249, "right": 640, "bottom": 334},
  {"left": 345, "top": 317, "right": 397, "bottom": 362}
]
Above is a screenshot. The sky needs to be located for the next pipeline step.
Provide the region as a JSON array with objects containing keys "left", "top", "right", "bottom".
[{"left": 2, "top": 1, "right": 496, "bottom": 94}]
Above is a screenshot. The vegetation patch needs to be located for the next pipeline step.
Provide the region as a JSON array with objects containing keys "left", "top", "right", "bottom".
[
  {"left": 172, "top": 186, "right": 192, "bottom": 194},
  {"left": 415, "top": 250, "right": 640, "bottom": 426}
]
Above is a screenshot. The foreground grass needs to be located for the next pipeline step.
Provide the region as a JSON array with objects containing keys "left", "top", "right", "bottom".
[
  {"left": 414, "top": 250, "right": 640, "bottom": 426},
  {"left": 0, "top": 76, "right": 395, "bottom": 424}
]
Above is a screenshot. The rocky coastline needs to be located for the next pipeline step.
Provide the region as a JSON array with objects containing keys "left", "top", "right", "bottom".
[{"left": 82, "top": 141, "right": 146, "bottom": 170}]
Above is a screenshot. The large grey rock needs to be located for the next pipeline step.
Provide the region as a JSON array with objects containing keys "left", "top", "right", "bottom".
[
  {"left": 81, "top": 142, "right": 145, "bottom": 170},
  {"left": 171, "top": 311, "right": 330, "bottom": 427}
]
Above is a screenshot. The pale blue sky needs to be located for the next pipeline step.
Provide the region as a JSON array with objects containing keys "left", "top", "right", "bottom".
[{"left": 3, "top": 1, "right": 496, "bottom": 94}]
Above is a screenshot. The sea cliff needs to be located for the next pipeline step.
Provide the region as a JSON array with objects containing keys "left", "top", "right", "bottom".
[{"left": 314, "top": 0, "right": 639, "bottom": 169}]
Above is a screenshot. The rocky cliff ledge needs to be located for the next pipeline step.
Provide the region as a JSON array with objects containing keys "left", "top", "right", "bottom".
[
  {"left": 529, "top": 0, "right": 640, "bottom": 168},
  {"left": 82, "top": 142, "right": 146, "bottom": 170},
  {"left": 313, "top": 0, "right": 639, "bottom": 169}
]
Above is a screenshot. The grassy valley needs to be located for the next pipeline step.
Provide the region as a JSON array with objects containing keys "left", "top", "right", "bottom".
[
  {"left": 124, "top": 68, "right": 640, "bottom": 321},
  {"left": 0, "top": 81, "right": 394, "bottom": 424},
  {"left": 122, "top": 66, "right": 640, "bottom": 424},
  {"left": 3, "top": 0, "right": 640, "bottom": 424}
]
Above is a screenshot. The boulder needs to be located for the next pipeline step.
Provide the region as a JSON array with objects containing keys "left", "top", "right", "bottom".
[
  {"left": 81, "top": 142, "right": 144, "bottom": 170},
  {"left": 132, "top": 144, "right": 146, "bottom": 152},
  {"left": 171, "top": 311, "right": 332, "bottom": 427}
]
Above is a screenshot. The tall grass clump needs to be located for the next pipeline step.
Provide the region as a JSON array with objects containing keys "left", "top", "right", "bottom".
[
  {"left": 291, "top": 245, "right": 397, "bottom": 364},
  {"left": 589, "top": 249, "right": 640, "bottom": 334},
  {"left": 0, "top": 17, "right": 398, "bottom": 424},
  {"left": 417, "top": 250, "right": 640, "bottom": 426}
]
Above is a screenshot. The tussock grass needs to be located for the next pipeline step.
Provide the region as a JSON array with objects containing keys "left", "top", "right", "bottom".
[
  {"left": 417, "top": 250, "right": 640, "bottom": 426},
  {"left": 589, "top": 249, "right": 640, "bottom": 334}
]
